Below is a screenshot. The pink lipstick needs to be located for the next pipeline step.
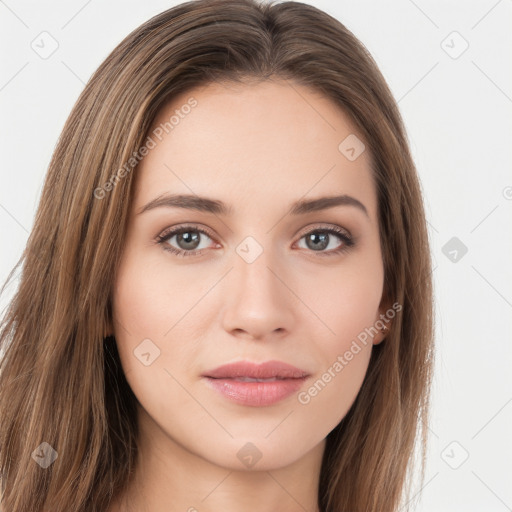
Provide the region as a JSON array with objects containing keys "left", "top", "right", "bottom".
[{"left": 201, "top": 360, "right": 309, "bottom": 407}]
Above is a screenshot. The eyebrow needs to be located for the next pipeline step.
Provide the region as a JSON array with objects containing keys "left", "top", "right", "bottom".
[{"left": 137, "top": 193, "right": 369, "bottom": 217}]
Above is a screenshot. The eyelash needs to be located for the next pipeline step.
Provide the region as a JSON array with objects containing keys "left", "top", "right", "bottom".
[{"left": 155, "top": 223, "right": 355, "bottom": 258}]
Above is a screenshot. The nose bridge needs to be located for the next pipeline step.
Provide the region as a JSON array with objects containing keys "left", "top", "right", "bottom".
[
  {"left": 221, "top": 236, "right": 295, "bottom": 338},
  {"left": 236, "top": 244, "right": 277, "bottom": 298}
]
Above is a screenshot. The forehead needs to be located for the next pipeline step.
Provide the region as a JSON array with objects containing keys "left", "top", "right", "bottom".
[{"left": 134, "top": 79, "right": 377, "bottom": 221}]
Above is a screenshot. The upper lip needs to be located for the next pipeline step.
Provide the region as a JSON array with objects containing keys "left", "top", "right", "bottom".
[{"left": 202, "top": 360, "right": 309, "bottom": 379}]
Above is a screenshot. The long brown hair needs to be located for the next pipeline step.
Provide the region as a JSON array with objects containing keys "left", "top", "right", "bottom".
[{"left": 0, "top": 1, "right": 434, "bottom": 510}]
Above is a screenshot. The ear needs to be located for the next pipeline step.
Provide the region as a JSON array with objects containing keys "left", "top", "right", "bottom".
[
  {"left": 103, "top": 315, "right": 114, "bottom": 339},
  {"left": 372, "top": 296, "right": 395, "bottom": 345},
  {"left": 103, "top": 301, "right": 116, "bottom": 338}
]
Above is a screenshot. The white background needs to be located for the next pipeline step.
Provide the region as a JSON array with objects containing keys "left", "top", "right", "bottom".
[{"left": 1, "top": 1, "right": 511, "bottom": 510}]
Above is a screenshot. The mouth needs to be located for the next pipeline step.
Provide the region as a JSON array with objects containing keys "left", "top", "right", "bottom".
[
  {"left": 202, "top": 360, "right": 309, "bottom": 380},
  {"left": 225, "top": 376, "right": 288, "bottom": 382},
  {"left": 201, "top": 360, "right": 310, "bottom": 407}
]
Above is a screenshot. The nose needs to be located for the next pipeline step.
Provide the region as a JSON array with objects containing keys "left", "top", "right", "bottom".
[{"left": 221, "top": 245, "right": 296, "bottom": 341}]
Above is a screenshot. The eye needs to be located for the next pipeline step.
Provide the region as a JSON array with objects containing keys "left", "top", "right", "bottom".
[
  {"left": 155, "top": 224, "right": 355, "bottom": 258},
  {"left": 295, "top": 225, "right": 354, "bottom": 256},
  {"left": 155, "top": 224, "right": 218, "bottom": 258}
]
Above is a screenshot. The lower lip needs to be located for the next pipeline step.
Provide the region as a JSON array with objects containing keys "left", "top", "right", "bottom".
[{"left": 203, "top": 377, "right": 307, "bottom": 407}]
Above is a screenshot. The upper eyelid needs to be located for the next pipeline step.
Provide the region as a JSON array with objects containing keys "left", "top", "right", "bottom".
[
  {"left": 157, "top": 222, "right": 352, "bottom": 246},
  {"left": 158, "top": 223, "right": 217, "bottom": 241},
  {"left": 295, "top": 223, "right": 352, "bottom": 238}
]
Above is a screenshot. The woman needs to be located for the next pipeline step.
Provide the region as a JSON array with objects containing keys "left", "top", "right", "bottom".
[{"left": 0, "top": 0, "right": 435, "bottom": 510}]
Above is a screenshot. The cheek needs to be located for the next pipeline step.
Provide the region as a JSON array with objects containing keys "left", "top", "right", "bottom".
[
  {"left": 112, "top": 248, "right": 188, "bottom": 340},
  {"left": 111, "top": 251, "right": 171, "bottom": 374},
  {"left": 303, "top": 252, "right": 384, "bottom": 347},
  {"left": 295, "top": 293, "right": 380, "bottom": 437},
  {"left": 294, "top": 252, "right": 383, "bottom": 410},
  {"left": 110, "top": 253, "right": 201, "bottom": 421}
]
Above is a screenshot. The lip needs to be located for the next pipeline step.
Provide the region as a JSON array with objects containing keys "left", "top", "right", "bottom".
[{"left": 201, "top": 360, "right": 310, "bottom": 407}]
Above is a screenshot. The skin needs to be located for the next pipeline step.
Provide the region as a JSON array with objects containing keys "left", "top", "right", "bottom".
[{"left": 108, "top": 79, "right": 390, "bottom": 512}]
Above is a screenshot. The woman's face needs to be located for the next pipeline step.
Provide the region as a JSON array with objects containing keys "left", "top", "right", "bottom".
[{"left": 111, "top": 79, "right": 387, "bottom": 471}]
